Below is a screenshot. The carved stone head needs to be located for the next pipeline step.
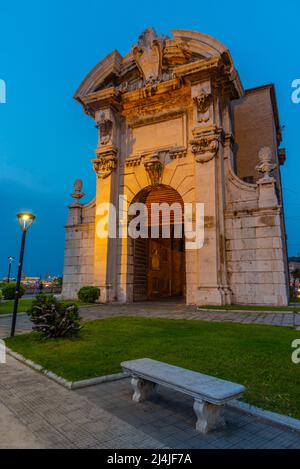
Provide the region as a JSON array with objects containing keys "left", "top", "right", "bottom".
[
  {"left": 193, "top": 90, "right": 212, "bottom": 114},
  {"left": 96, "top": 112, "right": 113, "bottom": 146}
]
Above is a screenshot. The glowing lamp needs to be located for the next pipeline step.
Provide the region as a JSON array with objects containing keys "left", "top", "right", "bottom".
[{"left": 17, "top": 212, "right": 36, "bottom": 232}]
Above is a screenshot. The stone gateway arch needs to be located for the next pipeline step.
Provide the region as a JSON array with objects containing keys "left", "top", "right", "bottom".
[{"left": 62, "top": 28, "right": 289, "bottom": 306}]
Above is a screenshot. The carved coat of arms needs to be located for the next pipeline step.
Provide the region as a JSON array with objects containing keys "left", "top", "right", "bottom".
[{"left": 132, "top": 28, "right": 164, "bottom": 82}]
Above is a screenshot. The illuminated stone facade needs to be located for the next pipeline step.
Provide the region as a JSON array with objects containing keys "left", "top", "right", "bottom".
[{"left": 62, "top": 28, "right": 289, "bottom": 306}]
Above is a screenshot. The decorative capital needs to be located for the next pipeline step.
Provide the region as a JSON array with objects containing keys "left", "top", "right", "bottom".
[
  {"left": 70, "top": 179, "right": 85, "bottom": 206},
  {"left": 93, "top": 156, "right": 117, "bottom": 179},
  {"left": 93, "top": 147, "right": 118, "bottom": 179},
  {"left": 191, "top": 127, "right": 223, "bottom": 163},
  {"left": 144, "top": 154, "right": 163, "bottom": 186},
  {"left": 256, "top": 146, "right": 277, "bottom": 181}
]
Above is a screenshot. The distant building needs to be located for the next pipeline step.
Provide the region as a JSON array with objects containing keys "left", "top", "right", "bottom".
[
  {"left": 289, "top": 259, "right": 300, "bottom": 274},
  {"left": 289, "top": 260, "right": 300, "bottom": 297},
  {"left": 22, "top": 277, "right": 40, "bottom": 288}
]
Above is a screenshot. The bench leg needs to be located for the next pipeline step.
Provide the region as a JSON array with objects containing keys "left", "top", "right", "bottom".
[
  {"left": 131, "top": 378, "right": 157, "bottom": 402},
  {"left": 193, "top": 399, "right": 225, "bottom": 434}
]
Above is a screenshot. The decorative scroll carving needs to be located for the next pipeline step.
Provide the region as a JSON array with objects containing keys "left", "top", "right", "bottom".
[
  {"left": 193, "top": 90, "right": 212, "bottom": 123},
  {"left": 191, "top": 128, "right": 223, "bottom": 163},
  {"left": 256, "top": 147, "right": 277, "bottom": 181},
  {"left": 144, "top": 154, "right": 163, "bottom": 186},
  {"left": 191, "top": 138, "right": 219, "bottom": 163},
  {"left": 92, "top": 147, "right": 118, "bottom": 179},
  {"left": 92, "top": 156, "right": 117, "bottom": 179},
  {"left": 96, "top": 112, "right": 113, "bottom": 146},
  {"left": 132, "top": 28, "right": 164, "bottom": 82},
  {"left": 70, "top": 179, "right": 85, "bottom": 205}
]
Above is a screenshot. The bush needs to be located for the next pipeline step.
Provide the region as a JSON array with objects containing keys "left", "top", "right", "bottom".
[
  {"left": 28, "top": 295, "right": 82, "bottom": 339},
  {"left": 0, "top": 289, "right": 3, "bottom": 303},
  {"left": 78, "top": 286, "right": 100, "bottom": 303},
  {"left": 29, "top": 294, "right": 59, "bottom": 313},
  {"left": 2, "top": 283, "right": 26, "bottom": 300}
]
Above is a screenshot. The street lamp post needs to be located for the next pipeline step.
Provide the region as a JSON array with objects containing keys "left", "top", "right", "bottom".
[
  {"left": 10, "top": 213, "right": 36, "bottom": 337},
  {"left": 7, "top": 256, "right": 15, "bottom": 283}
]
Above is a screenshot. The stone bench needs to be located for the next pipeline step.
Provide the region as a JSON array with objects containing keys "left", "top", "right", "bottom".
[{"left": 121, "top": 358, "right": 246, "bottom": 434}]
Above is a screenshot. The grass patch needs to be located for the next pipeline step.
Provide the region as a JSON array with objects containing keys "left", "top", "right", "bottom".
[
  {"left": 290, "top": 297, "right": 300, "bottom": 304},
  {"left": 0, "top": 299, "right": 34, "bottom": 315},
  {"left": 5, "top": 316, "right": 300, "bottom": 419},
  {"left": 0, "top": 299, "right": 87, "bottom": 315},
  {"left": 199, "top": 304, "right": 300, "bottom": 313}
]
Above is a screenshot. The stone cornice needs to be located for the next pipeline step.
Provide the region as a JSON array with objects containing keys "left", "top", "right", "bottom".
[
  {"left": 224, "top": 207, "right": 282, "bottom": 218},
  {"left": 122, "top": 87, "right": 190, "bottom": 121},
  {"left": 80, "top": 87, "right": 122, "bottom": 115},
  {"left": 125, "top": 146, "right": 187, "bottom": 167},
  {"left": 79, "top": 56, "right": 243, "bottom": 118},
  {"left": 65, "top": 223, "right": 95, "bottom": 229},
  {"left": 74, "top": 50, "right": 122, "bottom": 100},
  {"left": 122, "top": 77, "right": 182, "bottom": 104},
  {"left": 174, "top": 56, "right": 221, "bottom": 78},
  {"left": 80, "top": 78, "right": 185, "bottom": 117}
]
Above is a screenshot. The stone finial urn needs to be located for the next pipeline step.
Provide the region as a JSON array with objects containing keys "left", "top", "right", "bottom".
[
  {"left": 71, "top": 179, "right": 85, "bottom": 205},
  {"left": 256, "top": 147, "right": 277, "bottom": 181}
]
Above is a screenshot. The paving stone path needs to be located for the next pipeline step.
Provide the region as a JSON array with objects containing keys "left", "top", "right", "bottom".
[
  {"left": 1, "top": 303, "right": 300, "bottom": 339},
  {"left": 0, "top": 355, "right": 299, "bottom": 449},
  {"left": 0, "top": 313, "right": 32, "bottom": 339},
  {"left": 80, "top": 302, "right": 300, "bottom": 328}
]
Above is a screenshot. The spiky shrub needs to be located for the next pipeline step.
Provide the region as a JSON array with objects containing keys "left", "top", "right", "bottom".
[{"left": 28, "top": 295, "right": 82, "bottom": 339}]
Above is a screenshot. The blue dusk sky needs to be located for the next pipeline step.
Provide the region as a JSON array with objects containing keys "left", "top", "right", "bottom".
[{"left": 0, "top": 0, "right": 299, "bottom": 278}]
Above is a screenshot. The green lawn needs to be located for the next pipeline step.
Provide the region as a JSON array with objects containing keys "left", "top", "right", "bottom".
[
  {"left": 5, "top": 316, "right": 300, "bottom": 419},
  {"left": 0, "top": 298, "right": 87, "bottom": 315},
  {"left": 290, "top": 297, "right": 300, "bottom": 304},
  {"left": 199, "top": 304, "right": 300, "bottom": 313},
  {"left": 0, "top": 299, "right": 34, "bottom": 315}
]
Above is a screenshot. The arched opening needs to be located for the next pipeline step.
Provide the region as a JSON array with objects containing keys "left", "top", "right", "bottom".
[{"left": 129, "top": 185, "right": 186, "bottom": 302}]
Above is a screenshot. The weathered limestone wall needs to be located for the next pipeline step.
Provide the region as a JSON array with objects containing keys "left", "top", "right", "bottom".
[
  {"left": 224, "top": 157, "right": 288, "bottom": 306},
  {"left": 225, "top": 211, "right": 288, "bottom": 305},
  {"left": 62, "top": 200, "right": 95, "bottom": 299}
]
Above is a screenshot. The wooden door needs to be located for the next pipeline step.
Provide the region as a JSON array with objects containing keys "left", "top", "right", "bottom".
[{"left": 147, "top": 238, "right": 171, "bottom": 298}]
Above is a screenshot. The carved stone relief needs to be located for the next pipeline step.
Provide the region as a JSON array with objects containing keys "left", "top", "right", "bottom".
[
  {"left": 132, "top": 28, "right": 164, "bottom": 82},
  {"left": 144, "top": 154, "right": 164, "bottom": 186},
  {"left": 96, "top": 112, "right": 113, "bottom": 146},
  {"left": 191, "top": 127, "right": 223, "bottom": 163},
  {"left": 193, "top": 90, "right": 212, "bottom": 123},
  {"left": 92, "top": 154, "right": 117, "bottom": 179}
]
